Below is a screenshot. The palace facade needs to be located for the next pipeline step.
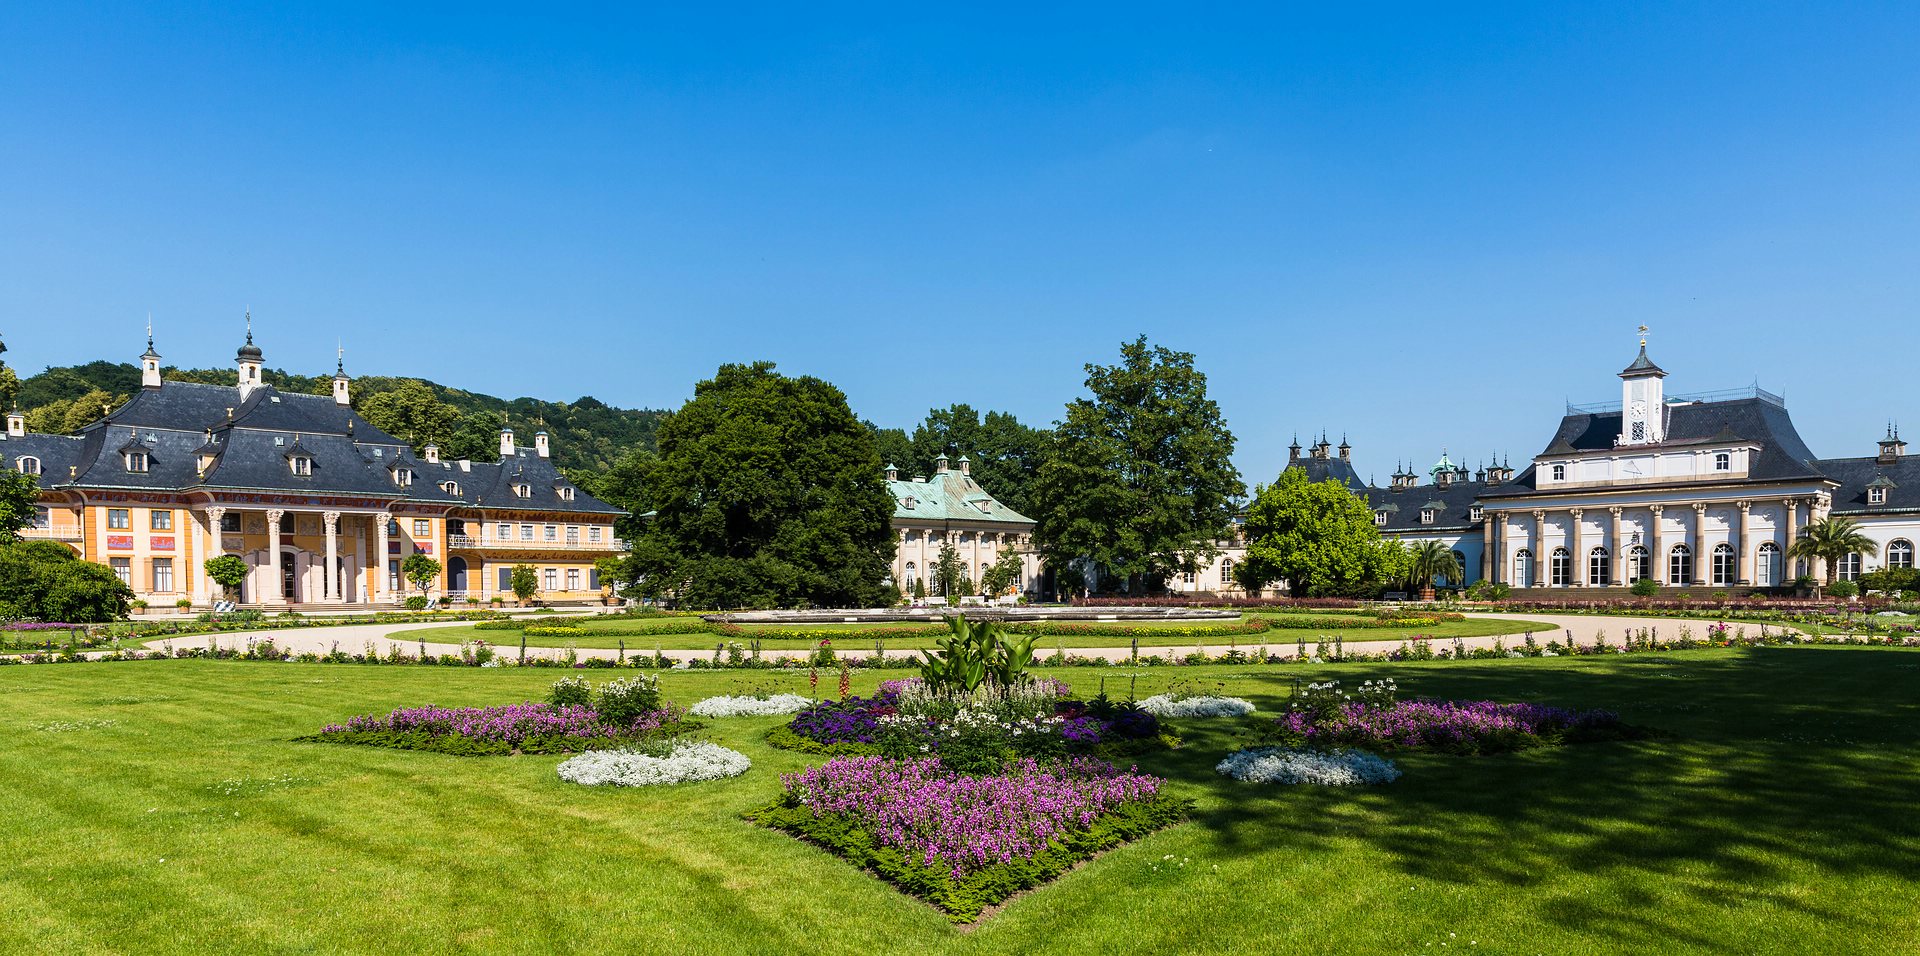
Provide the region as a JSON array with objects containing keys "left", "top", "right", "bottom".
[
  {"left": 1177, "top": 341, "right": 1917, "bottom": 596},
  {"left": 0, "top": 327, "right": 626, "bottom": 608},
  {"left": 887, "top": 454, "right": 1040, "bottom": 599}
]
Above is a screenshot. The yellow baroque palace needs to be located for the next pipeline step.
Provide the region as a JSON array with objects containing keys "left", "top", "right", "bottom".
[{"left": 1, "top": 326, "right": 627, "bottom": 608}]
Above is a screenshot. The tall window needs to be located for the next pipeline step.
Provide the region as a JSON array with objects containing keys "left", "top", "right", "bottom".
[
  {"left": 1549, "top": 547, "right": 1571, "bottom": 586},
  {"left": 1890, "top": 540, "right": 1915, "bottom": 569},
  {"left": 151, "top": 558, "right": 174, "bottom": 592},
  {"left": 388, "top": 560, "right": 400, "bottom": 591},
  {"left": 109, "top": 557, "right": 131, "bottom": 584},
  {"left": 566, "top": 569, "right": 581, "bottom": 590},
  {"left": 1669, "top": 544, "right": 1693, "bottom": 585},
  {"left": 1836, "top": 552, "right": 1862, "bottom": 581},
  {"left": 544, "top": 525, "right": 558, "bottom": 542},
  {"left": 566, "top": 526, "right": 580, "bottom": 544},
  {"left": 543, "top": 568, "right": 558, "bottom": 591},
  {"left": 1514, "top": 549, "right": 1533, "bottom": 585},
  {"left": 1449, "top": 550, "right": 1467, "bottom": 586},
  {"left": 151, "top": 510, "right": 172, "bottom": 531},
  {"left": 1221, "top": 558, "right": 1235, "bottom": 583},
  {"left": 1755, "top": 542, "right": 1781, "bottom": 586},
  {"left": 520, "top": 524, "right": 534, "bottom": 541},
  {"left": 1627, "top": 545, "right": 1650, "bottom": 583},
  {"left": 1711, "top": 543, "right": 1734, "bottom": 585},
  {"left": 588, "top": 526, "right": 602, "bottom": 543},
  {"left": 1632, "top": 421, "right": 1646, "bottom": 442},
  {"left": 1589, "top": 547, "right": 1611, "bottom": 586},
  {"left": 108, "top": 508, "right": 130, "bottom": 530},
  {"left": 904, "top": 561, "right": 917, "bottom": 592}
]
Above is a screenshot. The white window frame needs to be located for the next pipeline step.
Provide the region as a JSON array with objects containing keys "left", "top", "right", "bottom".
[
  {"left": 1889, "top": 540, "right": 1915, "bottom": 569},
  {"left": 1711, "top": 543, "right": 1734, "bottom": 585},
  {"left": 413, "top": 519, "right": 430, "bottom": 537},
  {"left": 290, "top": 456, "right": 311, "bottom": 476},
  {"left": 125, "top": 451, "right": 149, "bottom": 473},
  {"left": 1869, "top": 487, "right": 1887, "bottom": 505},
  {"left": 1551, "top": 463, "right": 1566, "bottom": 481},
  {"left": 1669, "top": 544, "right": 1693, "bottom": 585},
  {"left": 566, "top": 568, "right": 581, "bottom": 590},
  {"left": 150, "top": 510, "right": 172, "bottom": 531},
  {"left": 1714, "top": 452, "right": 1730, "bottom": 471},
  {"left": 1419, "top": 509, "right": 1434, "bottom": 524},
  {"left": 109, "top": 557, "right": 132, "bottom": 584},
  {"left": 16, "top": 456, "right": 39, "bottom": 475},
  {"left": 151, "top": 557, "right": 174, "bottom": 593},
  {"left": 108, "top": 508, "right": 130, "bottom": 530}
]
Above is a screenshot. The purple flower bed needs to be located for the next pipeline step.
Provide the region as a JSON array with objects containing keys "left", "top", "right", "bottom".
[
  {"left": 788, "top": 690, "right": 898, "bottom": 745},
  {"left": 1277, "top": 699, "right": 1630, "bottom": 755},
  {"left": 306, "top": 702, "right": 696, "bottom": 755}
]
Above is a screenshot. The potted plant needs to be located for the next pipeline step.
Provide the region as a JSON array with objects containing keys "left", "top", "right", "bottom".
[
  {"left": 510, "top": 564, "right": 539, "bottom": 607},
  {"left": 130, "top": 599, "right": 148, "bottom": 616},
  {"left": 488, "top": 595, "right": 504, "bottom": 608}
]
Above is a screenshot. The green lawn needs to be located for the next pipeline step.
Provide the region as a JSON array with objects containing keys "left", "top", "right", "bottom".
[
  {"left": 395, "top": 614, "right": 1542, "bottom": 650},
  {"left": 2, "top": 649, "right": 1916, "bottom": 953}
]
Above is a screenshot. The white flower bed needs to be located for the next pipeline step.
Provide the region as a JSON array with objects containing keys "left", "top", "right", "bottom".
[
  {"left": 1216, "top": 747, "right": 1401, "bottom": 786},
  {"left": 688, "top": 694, "right": 815, "bottom": 718},
  {"left": 556, "top": 742, "right": 751, "bottom": 787},
  {"left": 1138, "top": 694, "right": 1256, "bottom": 718}
]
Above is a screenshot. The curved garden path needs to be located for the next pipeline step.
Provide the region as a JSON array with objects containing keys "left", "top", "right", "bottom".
[{"left": 127, "top": 609, "right": 1800, "bottom": 665}]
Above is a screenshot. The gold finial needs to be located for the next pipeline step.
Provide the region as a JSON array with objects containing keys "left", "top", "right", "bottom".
[{"left": 1637, "top": 324, "right": 1650, "bottom": 347}]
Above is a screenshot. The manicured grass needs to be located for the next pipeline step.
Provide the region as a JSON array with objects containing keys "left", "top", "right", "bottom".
[
  {"left": 2, "top": 648, "right": 1917, "bottom": 953},
  {"left": 399, "top": 614, "right": 1542, "bottom": 650}
]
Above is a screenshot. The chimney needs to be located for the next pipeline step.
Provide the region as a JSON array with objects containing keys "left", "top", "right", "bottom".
[
  {"left": 1338, "top": 435, "right": 1351, "bottom": 462},
  {"left": 5, "top": 410, "right": 23, "bottom": 438},
  {"left": 534, "top": 431, "right": 550, "bottom": 459},
  {"left": 934, "top": 453, "right": 949, "bottom": 473},
  {"left": 499, "top": 428, "right": 516, "bottom": 457},
  {"left": 1878, "top": 424, "right": 1906, "bottom": 465},
  {"left": 424, "top": 443, "right": 440, "bottom": 464},
  {"left": 958, "top": 454, "right": 971, "bottom": 476},
  {"left": 884, "top": 462, "right": 899, "bottom": 481}
]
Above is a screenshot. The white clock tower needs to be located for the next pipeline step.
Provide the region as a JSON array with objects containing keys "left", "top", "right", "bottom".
[{"left": 1618, "top": 328, "right": 1666, "bottom": 446}]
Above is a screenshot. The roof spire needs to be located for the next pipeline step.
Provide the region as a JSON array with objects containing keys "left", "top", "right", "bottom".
[
  {"left": 245, "top": 309, "right": 253, "bottom": 345},
  {"left": 337, "top": 339, "right": 346, "bottom": 376},
  {"left": 146, "top": 312, "right": 154, "bottom": 351}
]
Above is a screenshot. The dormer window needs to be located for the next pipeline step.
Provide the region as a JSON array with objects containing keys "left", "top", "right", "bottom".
[
  {"left": 1869, "top": 487, "right": 1887, "bottom": 505},
  {"left": 1550, "top": 464, "right": 1566, "bottom": 481},
  {"left": 513, "top": 483, "right": 531, "bottom": 498},
  {"left": 442, "top": 481, "right": 461, "bottom": 496},
  {"left": 15, "top": 456, "right": 38, "bottom": 475},
  {"left": 902, "top": 496, "right": 916, "bottom": 510},
  {"left": 1420, "top": 509, "right": 1435, "bottom": 524},
  {"left": 394, "top": 468, "right": 413, "bottom": 487},
  {"left": 1714, "top": 452, "right": 1730, "bottom": 471},
  {"left": 125, "top": 451, "right": 149, "bottom": 474},
  {"left": 1374, "top": 511, "right": 1388, "bottom": 527},
  {"left": 557, "top": 486, "right": 575, "bottom": 502},
  {"left": 289, "top": 455, "right": 312, "bottom": 476},
  {"left": 1469, "top": 506, "right": 1484, "bottom": 521}
]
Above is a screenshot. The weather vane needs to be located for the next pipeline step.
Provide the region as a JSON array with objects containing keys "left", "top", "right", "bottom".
[{"left": 1637, "top": 324, "right": 1650, "bottom": 347}]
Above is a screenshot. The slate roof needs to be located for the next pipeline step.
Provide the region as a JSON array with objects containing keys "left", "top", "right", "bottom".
[
  {"left": 1289, "top": 455, "right": 1368, "bottom": 492},
  {"left": 890, "top": 470, "right": 1035, "bottom": 526},
  {"left": 1480, "top": 397, "right": 1828, "bottom": 497},
  {"left": 1816, "top": 455, "right": 1920, "bottom": 515},
  {"left": 0, "top": 431, "right": 88, "bottom": 482},
  {"left": 431, "top": 449, "right": 623, "bottom": 516},
  {"left": 1362, "top": 479, "right": 1492, "bottom": 534}
]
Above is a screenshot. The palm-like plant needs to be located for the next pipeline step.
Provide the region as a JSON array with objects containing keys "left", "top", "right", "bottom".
[
  {"left": 1409, "top": 541, "right": 1463, "bottom": 594},
  {"left": 1788, "top": 516, "right": 1877, "bottom": 586}
]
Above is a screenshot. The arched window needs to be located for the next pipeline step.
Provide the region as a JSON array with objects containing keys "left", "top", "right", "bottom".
[
  {"left": 1626, "top": 545, "right": 1650, "bottom": 583},
  {"left": 1221, "top": 558, "right": 1235, "bottom": 585},
  {"left": 1669, "top": 544, "right": 1693, "bottom": 585},
  {"left": 1711, "top": 543, "right": 1734, "bottom": 585},
  {"left": 1755, "top": 542, "right": 1781, "bottom": 586},
  {"left": 1589, "top": 547, "right": 1611, "bottom": 586},
  {"left": 1514, "top": 548, "right": 1533, "bottom": 585},
  {"left": 1888, "top": 540, "right": 1914, "bottom": 569},
  {"left": 1549, "top": 547, "right": 1571, "bottom": 587},
  {"left": 16, "top": 456, "right": 39, "bottom": 475},
  {"left": 1836, "top": 552, "right": 1862, "bottom": 581}
]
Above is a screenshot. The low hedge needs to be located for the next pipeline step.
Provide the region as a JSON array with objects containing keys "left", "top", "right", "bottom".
[
  {"left": 294, "top": 722, "right": 703, "bottom": 756},
  {"left": 764, "top": 723, "right": 883, "bottom": 756},
  {"left": 1002, "top": 620, "right": 1269, "bottom": 638},
  {"left": 713, "top": 624, "right": 951, "bottom": 641},
  {"left": 748, "top": 794, "right": 1191, "bottom": 922}
]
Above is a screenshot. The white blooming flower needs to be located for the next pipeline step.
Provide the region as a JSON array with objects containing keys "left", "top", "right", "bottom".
[
  {"left": 1216, "top": 747, "right": 1401, "bottom": 786},
  {"left": 1137, "top": 694, "right": 1256, "bottom": 719},
  {"left": 687, "top": 694, "right": 814, "bottom": 718},
  {"left": 556, "top": 742, "right": 751, "bottom": 787}
]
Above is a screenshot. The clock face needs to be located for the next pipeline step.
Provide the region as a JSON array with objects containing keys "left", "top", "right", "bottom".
[{"left": 1630, "top": 401, "right": 1646, "bottom": 417}]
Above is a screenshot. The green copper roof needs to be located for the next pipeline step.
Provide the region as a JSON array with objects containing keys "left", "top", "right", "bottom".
[{"left": 888, "top": 470, "right": 1035, "bottom": 526}]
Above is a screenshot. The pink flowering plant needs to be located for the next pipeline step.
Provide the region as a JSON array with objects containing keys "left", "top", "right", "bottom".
[
  {"left": 751, "top": 754, "right": 1187, "bottom": 921},
  {"left": 1267, "top": 679, "right": 1635, "bottom": 755},
  {"left": 304, "top": 690, "right": 699, "bottom": 756}
]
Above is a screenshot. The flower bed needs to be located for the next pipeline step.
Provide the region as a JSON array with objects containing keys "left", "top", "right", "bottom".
[
  {"left": 1137, "top": 694, "right": 1255, "bottom": 718},
  {"left": 785, "top": 690, "right": 899, "bottom": 746},
  {"left": 301, "top": 702, "right": 699, "bottom": 755},
  {"left": 689, "top": 694, "right": 814, "bottom": 718},
  {"left": 1276, "top": 694, "right": 1632, "bottom": 755},
  {"left": 750, "top": 755, "right": 1187, "bottom": 921},
  {"left": 556, "top": 742, "right": 751, "bottom": 786},
  {"left": 1217, "top": 747, "right": 1401, "bottom": 786}
]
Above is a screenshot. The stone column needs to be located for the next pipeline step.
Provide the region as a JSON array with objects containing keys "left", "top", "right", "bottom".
[
  {"left": 1783, "top": 497, "right": 1800, "bottom": 581},
  {"left": 1481, "top": 517, "right": 1494, "bottom": 584},
  {"left": 1692, "top": 502, "right": 1710, "bottom": 585},
  {"left": 265, "top": 509, "right": 286, "bottom": 605},
  {"left": 1570, "top": 508, "right": 1585, "bottom": 587},
  {"left": 1736, "top": 501, "right": 1752, "bottom": 585},
  {"left": 374, "top": 512, "right": 391, "bottom": 605},
  {"left": 1649, "top": 505, "right": 1665, "bottom": 585},
  {"left": 1532, "top": 510, "right": 1549, "bottom": 587},
  {"left": 201, "top": 506, "right": 228, "bottom": 605},
  {"left": 1811, "top": 492, "right": 1833, "bottom": 582},
  {"left": 1607, "top": 507, "right": 1624, "bottom": 586},
  {"left": 323, "top": 511, "right": 340, "bottom": 602}
]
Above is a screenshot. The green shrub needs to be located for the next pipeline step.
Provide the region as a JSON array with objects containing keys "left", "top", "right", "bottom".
[
  {"left": 1629, "top": 579, "right": 1660, "bottom": 597},
  {"left": 548, "top": 676, "right": 593, "bottom": 708},
  {"left": 523, "top": 625, "right": 585, "bottom": 637},
  {"left": 1828, "top": 580, "right": 1860, "bottom": 598},
  {"left": 595, "top": 674, "right": 662, "bottom": 726},
  {"left": 404, "top": 596, "right": 430, "bottom": 611}
]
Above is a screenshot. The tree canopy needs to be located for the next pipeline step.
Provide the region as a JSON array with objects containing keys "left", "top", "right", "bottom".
[
  {"left": 616, "top": 362, "right": 897, "bottom": 609},
  {"left": 1234, "top": 467, "right": 1406, "bottom": 597},
  {"left": 0, "top": 540, "right": 134, "bottom": 621},
  {"left": 0, "top": 469, "right": 39, "bottom": 541},
  {"left": 1030, "top": 336, "right": 1242, "bottom": 592}
]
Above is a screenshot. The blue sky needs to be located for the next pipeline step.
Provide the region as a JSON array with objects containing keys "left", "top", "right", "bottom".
[{"left": 4, "top": 3, "right": 1917, "bottom": 485}]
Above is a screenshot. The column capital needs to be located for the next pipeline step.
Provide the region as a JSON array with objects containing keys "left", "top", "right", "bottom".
[
  {"left": 265, "top": 508, "right": 286, "bottom": 523},
  {"left": 322, "top": 511, "right": 341, "bottom": 528},
  {"left": 206, "top": 505, "right": 227, "bottom": 518},
  {"left": 374, "top": 511, "right": 393, "bottom": 523},
  {"left": 1531, "top": 509, "right": 1546, "bottom": 520},
  {"left": 1569, "top": 507, "right": 1584, "bottom": 518},
  {"left": 1692, "top": 501, "right": 1708, "bottom": 514},
  {"left": 1650, "top": 504, "right": 1664, "bottom": 516},
  {"left": 1737, "top": 500, "right": 1752, "bottom": 513},
  {"left": 1608, "top": 505, "right": 1623, "bottom": 516}
]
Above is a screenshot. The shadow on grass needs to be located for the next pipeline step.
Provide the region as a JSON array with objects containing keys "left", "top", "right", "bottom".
[{"left": 1138, "top": 646, "right": 1920, "bottom": 947}]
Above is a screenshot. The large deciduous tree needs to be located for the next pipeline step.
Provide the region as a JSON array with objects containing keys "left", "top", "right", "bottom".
[
  {"left": 620, "top": 362, "right": 897, "bottom": 609},
  {"left": 0, "top": 540, "right": 134, "bottom": 621},
  {"left": 907, "top": 405, "right": 1050, "bottom": 516},
  {"left": 1233, "top": 468, "right": 1404, "bottom": 597},
  {"left": 357, "top": 380, "right": 464, "bottom": 452},
  {"left": 1030, "top": 337, "right": 1242, "bottom": 594},
  {"left": 0, "top": 468, "right": 38, "bottom": 541}
]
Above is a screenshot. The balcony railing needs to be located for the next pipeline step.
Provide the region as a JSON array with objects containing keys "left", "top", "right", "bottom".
[
  {"left": 18, "top": 527, "right": 83, "bottom": 541},
  {"left": 447, "top": 534, "right": 626, "bottom": 551}
]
